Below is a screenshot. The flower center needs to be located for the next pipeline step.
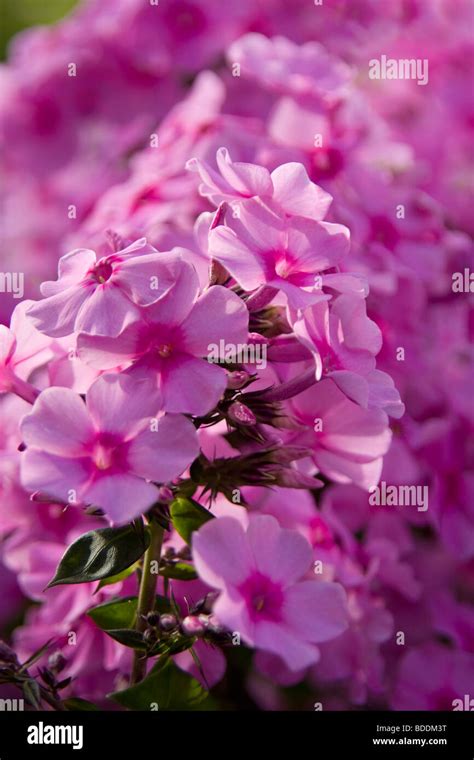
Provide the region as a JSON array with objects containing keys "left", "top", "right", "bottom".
[
  {"left": 92, "top": 443, "right": 114, "bottom": 470},
  {"left": 91, "top": 433, "right": 122, "bottom": 472},
  {"left": 309, "top": 516, "right": 334, "bottom": 549},
  {"left": 157, "top": 343, "right": 173, "bottom": 358},
  {"left": 91, "top": 259, "right": 113, "bottom": 284},
  {"left": 275, "top": 256, "right": 294, "bottom": 279},
  {"left": 239, "top": 572, "right": 284, "bottom": 622}
]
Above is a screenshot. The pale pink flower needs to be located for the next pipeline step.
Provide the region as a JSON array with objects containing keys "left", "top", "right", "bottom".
[
  {"left": 188, "top": 149, "right": 332, "bottom": 220},
  {"left": 208, "top": 199, "right": 349, "bottom": 309},
  {"left": 77, "top": 260, "right": 249, "bottom": 416},
  {"left": 20, "top": 374, "right": 199, "bottom": 524},
  {"left": 289, "top": 378, "right": 392, "bottom": 490},
  {"left": 0, "top": 300, "right": 52, "bottom": 397},
  {"left": 26, "top": 239, "right": 182, "bottom": 338},
  {"left": 193, "top": 514, "right": 348, "bottom": 671},
  {"left": 228, "top": 34, "right": 352, "bottom": 104}
]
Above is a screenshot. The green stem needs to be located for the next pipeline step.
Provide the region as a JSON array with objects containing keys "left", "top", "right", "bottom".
[{"left": 130, "top": 519, "right": 164, "bottom": 685}]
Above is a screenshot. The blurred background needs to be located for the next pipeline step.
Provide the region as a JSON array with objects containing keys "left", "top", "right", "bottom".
[{"left": 0, "top": 0, "right": 78, "bottom": 59}]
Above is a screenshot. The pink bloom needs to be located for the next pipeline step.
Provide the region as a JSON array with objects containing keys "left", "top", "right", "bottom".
[
  {"left": 77, "top": 260, "right": 249, "bottom": 416},
  {"left": 187, "top": 147, "right": 273, "bottom": 206},
  {"left": 188, "top": 149, "right": 333, "bottom": 220},
  {"left": 26, "top": 239, "right": 182, "bottom": 338},
  {"left": 192, "top": 514, "right": 348, "bottom": 671},
  {"left": 174, "top": 640, "right": 227, "bottom": 689},
  {"left": 20, "top": 374, "right": 199, "bottom": 524},
  {"left": 208, "top": 199, "right": 349, "bottom": 308},
  {"left": 289, "top": 378, "right": 392, "bottom": 490},
  {"left": 290, "top": 294, "right": 381, "bottom": 394},
  {"left": 392, "top": 643, "right": 474, "bottom": 711},
  {"left": 0, "top": 300, "right": 52, "bottom": 393},
  {"left": 228, "top": 34, "right": 352, "bottom": 104},
  {"left": 289, "top": 295, "right": 405, "bottom": 417}
]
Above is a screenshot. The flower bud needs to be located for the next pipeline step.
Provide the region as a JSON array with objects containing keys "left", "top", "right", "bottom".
[
  {"left": 159, "top": 614, "right": 177, "bottom": 632},
  {"left": 202, "top": 592, "right": 219, "bottom": 613},
  {"left": 209, "top": 258, "right": 229, "bottom": 286},
  {"left": 227, "top": 401, "right": 257, "bottom": 427},
  {"left": 47, "top": 651, "right": 66, "bottom": 673},
  {"left": 181, "top": 615, "right": 206, "bottom": 637},
  {"left": 156, "top": 486, "right": 174, "bottom": 504},
  {"left": 146, "top": 612, "right": 160, "bottom": 627},
  {"left": 177, "top": 545, "right": 192, "bottom": 561},
  {"left": 143, "top": 628, "right": 157, "bottom": 644},
  {"left": 207, "top": 615, "right": 226, "bottom": 635}
]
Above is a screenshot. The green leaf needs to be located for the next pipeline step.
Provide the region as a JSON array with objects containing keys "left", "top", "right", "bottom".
[
  {"left": 108, "top": 660, "right": 208, "bottom": 711},
  {"left": 64, "top": 698, "right": 100, "bottom": 711},
  {"left": 47, "top": 525, "right": 150, "bottom": 588},
  {"left": 103, "top": 629, "right": 147, "bottom": 650},
  {"left": 87, "top": 595, "right": 172, "bottom": 632},
  {"left": 170, "top": 497, "right": 213, "bottom": 544},
  {"left": 88, "top": 596, "right": 138, "bottom": 630},
  {"left": 149, "top": 635, "right": 194, "bottom": 658},
  {"left": 160, "top": 562, "right": 198, "bottom": 580},
  {"left": 176, "top": 480, "right": 198, "bottom": 499},
  {"left": 96, "top": 561, "right": 139, "bottom": 591}
]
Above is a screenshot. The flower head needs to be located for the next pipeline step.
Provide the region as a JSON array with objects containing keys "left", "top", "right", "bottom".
[
  {"left": 193, "top": 514, "right": 348, "bottom": 670},
  {"left": 20, "top": 374, "right": 199, "bottom": 524},
  {"left": 26, "top": 239, "right": 182, "bottom": 338}
]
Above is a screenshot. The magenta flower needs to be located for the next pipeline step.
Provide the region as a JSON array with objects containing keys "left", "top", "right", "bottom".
[
  {"left": 208, "top": 198, "right": 349, "bottom": 309},
  {"left": 26, "top": 239, "right": 182, "bottom": 338},
  {"left": 392, "top": 643, "right": 474, "bottom": 711},
  {"left": 192, "top": 515, "right": 348, "bottom": 671},
  {"left": 20, "top": 374, "right": 199, "bottom": 524},
  {"left": 77, "top": 260, "right": 249, "bottom": 415}
]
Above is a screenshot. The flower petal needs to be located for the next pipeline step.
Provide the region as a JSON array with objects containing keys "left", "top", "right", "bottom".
[{"left": 21, "top": 387, "right": 94, "bottom": 455}]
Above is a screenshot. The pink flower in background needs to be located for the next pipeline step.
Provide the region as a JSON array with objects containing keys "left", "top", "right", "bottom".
[
  {"left": 288, "top": 295, "right": 405, "bottom": 417},
  {"left": 0, "top": 301, "right": 52, "bottom": 393},
  {"left": 289, "top": 378, "right": 392, "bottom": 490},
  {"left": 290, "top": 294, "right": 381, "bottom": 387},
  {"left": 392, "top": 643, "right": 474, "bottom": 711},
  {"left": 77, "top": 259, "right": 249, "bottom": 415},
  {"left": 20, "top": 374, "right": 199, "bottom": 524},
  {"left": 192, "top": 515, "right": 348, "bottom": 671},
  {"left": 26, "top": 239, "right": 182, "bottom": 338},
  {"left": 228, "top": 34, "right": 352, "bottom": 103}
]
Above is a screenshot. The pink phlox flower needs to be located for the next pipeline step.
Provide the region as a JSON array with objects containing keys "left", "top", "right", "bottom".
[
  {"left": 289, "top": 378, "right": 392, "bottom": 490},
  {"left": 188, "top": 148, "right": 333, "bottom": 220},
  {"left": 77, "top": 259, "right": 249, "bottom": 415},
  {"left": 227, "top": 34, "right": 353, "bottom": 104},
  {"left": 26, "top": 238, "right": 183, "bottom": 338},
  {"left": 192, "top": 514, "right": 348, "bottom": 671},
  {"left": 208, "top": 197, "right": 349, "bottom": 309},
  {"left": 0, "top": 300, "right": 52, "bottom": 393},
  {"left": 20, "top": 373, "right": 199, "bottom": 524}
]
